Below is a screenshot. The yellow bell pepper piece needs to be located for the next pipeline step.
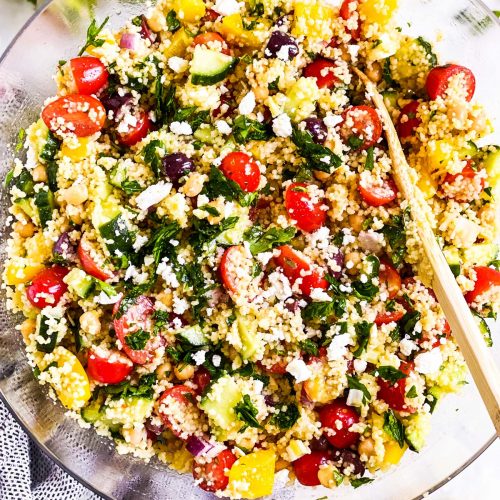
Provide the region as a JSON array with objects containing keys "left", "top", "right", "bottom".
[
  {"left": 383, "top": 440, "right": 408, "bottom": 467},
  {"left": 24, "top": 232, "right": 53, "bottom": 263},
  {"left": 4, "top": 260, "right": 45, "bottom": 285},
  {"left": 359, "top": 0, "right": 398, "bottom": 26},
  {"left": 284, "top": 77, "right": 320, "bottom": 122},
  {"left": 173, "top": 0, "right": 206, "bottom": 23},
  {"left": 41, "top": 347, "right": 91, "bottom": 411},
  {"left": 61, "top": 137, "right": 91, "bottom": 162},
  {"left": 163, "top": 28, "right": 193, "bottom": 59},
  {"left": 228, "top": 449, "right": 276, "bottom": 499},
  {"left": 292, "top": 0, "right": 334, "bottom": 42},
  {"left": 217, "top": 14, "right": 262, "bottom": 48},
  {"left": 417, "top": 168, "right": 437, "bottom": 200}
]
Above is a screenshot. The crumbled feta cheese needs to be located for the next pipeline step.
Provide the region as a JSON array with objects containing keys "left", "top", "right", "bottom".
[
  {"left": 414, "top": 348, "right": 443, "bottom": 374},
  {"left": 347, "top": 389, "right": 364, "bottom": 407},
  {"left": 399, "top": 338, "right": 418, "bottom": 357},
  {"left": 327, "top": 333, "right": 352, "bottom": 361},
  {"left": 358, "top": 230, "right": 385, "bottom": 253},
  {"left": 353, "top": 359, "right": 367, "bottom": 373},
  {"left": 309, "top": 288, "right": 332, "bottom": 302},
  {"left": 238, "top": 91, "right": 256, "bottom": 115},
  {"left": 192, "top": 350, "right": 207, "bottom": 366},
  {"left": 286, "top": 359, "right": 312, "bottom": 382},
  {"left": 170, "top": 121, "right": 193, "bottom": 135},
  {"left": 272, "top": 113, "right": 293, "bottom": 138},
  {"left": 255, "top": 252, "right": 274, "bottom": 267},
  {"left": 95, "top": 291, "right": 121, "bottom": 305},
  {"left": 323, "top": 113, "right": 343, "bottom": 128},
  {"left": 215, "top": 120, "right": 232, "bottom": 135},
  {"left": 135, "top": 181, "right": 172, "bottom": 211},
  {"left": 173, "top": 296, "right": 189, "bottom": 315},
  {"left": 133, "top": 234, "right": 148, "bottom": 251},
  {"left": 168, "top": 56, "right": 188, "bottom": 73},
  {"left": 157, "top": 259, "right": 180, "bottom": 288},
  {"left": 276, "top": 45, "right": 295, "bottom": 61},
  {"left": 213, "top": 0, "right": 242, "bottom": 16},
  {"left": 212, "top": 354, "right": 221, "bottom": 367}
]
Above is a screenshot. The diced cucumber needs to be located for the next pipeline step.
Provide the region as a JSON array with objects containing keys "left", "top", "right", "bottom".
[
  {"left": 190, "top": 46, "right": 238, "bottom": 86},
  {"left": 216, "top": 207, "right": 251, "bottom": 246},
  {"left": 91, "top": 199, "right": 121, "bottom": 230},
  {"left": 99, "top": 214, "right": 135, "bottom": 257},
  {"left": 34, "top": 189, "right": 55, "bottom": 228},
  {"left": 193, "top": 125, "right": 215, "bottom": 144},
  {"left": 200, "top": 375, "right": 242, "bottom": 434},
  {"left": 9, "top": 169, "right": 35, "bottom": 196},
  {"left": 462, "top": 243, "right": 498, "bottom": 267},
  {"left": 382, "top": 91, "right": 398, "bottom": 110},
  {"left": 472, "top": 311, "right": 492, "bottom": 347},
  {"left": 443, "top": 246, "right": 461, "bottom": 277},
  {"left": 109, "top": 162, "right": 128, "bottom": 188},
  {"left": 81, "top": 399, "right": 103, "bottom": 423},
  {"left": 64, "top": 268, "right": 94, "bottom": 299},
  {"left": 14, "top": 198, "right": 36, "bottom": 220},
  {"left": 459, "top": 140, "right": 478, "bottom": 159},
  {"left": 482, "top": 146, "right": 500, "bottom": 176},
  {"left": 36, "top": 314, "right": 58, "bottom": 353},
  {"left": 178, "top": 325, "right": 207, "bottom": 346},
  {"left": 233, "top": 312, "right": 261, "bottom": 360},
  {"left": 46, "top": 162, "right": 59, "bottom": 192}
]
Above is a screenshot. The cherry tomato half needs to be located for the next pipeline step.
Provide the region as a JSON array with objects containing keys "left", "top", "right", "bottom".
[
  {"left": 319, "top": 400, "right": 360, "bottom": 448},
  {"left": 293, "top": 451, "right": 331, "bottom": 486},
  {"left": 340, "top": 0, "right": 361, "bottom": 40},
  {"left": 77, "top": 240, "right": 113, "bottom": 281},
  {"left": 113, "top": 295, "right": 162, "bottom": 365},
  {"left": 465, "top": 266, "right": 500, "bottom": 304},
  {"left": 193, "top": 366, "right": 212, "bottom": 395},
  {"left": 379, "top": 259, "right": 402, "bottom": 299},
  {"left": 41, "top": 94, "right": 106, "bottom": 137},
  {"left": 303, "top": 58, "right": 338, "bottom": 89},
  {"left": 375, "top": 309, "right": 404, "bottom": 326},
  {"left": 117, "top": 108, "right": 151, "bottom": 146},
  {"left": 274, "top": 244, "right": 328, "bottom": 296},
  {"left": 397, "top": 100, "right": 421, "bottom": 139},
  {"left": 425, "top": 64, "right": 476, "bottom": 102},
  {"left": 358, "top": 176, "right": 398, "bottom": 207},
  {"left": 340, "top": 105, "right": 382, "bottom": 150},
  {"left": 193, "top": 32, "right": 230, "bottom": 55},
  {"left": 193, "top": 449, "right": 237, "bottom": 493},
  {"left": 69, "top": 56, "right": 109, "bottom": 95},
  {"left": 220, "top": 152, "right": 261, "bottom": 192},
  {"left": 219, "top": 245, "right": 254, "bottom": 295},
  {"left": 86, "top": 348, "right": 132, "bottom": 384},
  {"left": 26, "top": 265, "right": 69, "bottom": 309},
  {"left": 257, "top": 359, "right": 288, "bottom": 375},
  {"left": 377, "top": 361, "right": 416, "bottom": 413},
  {"left": 443, "top": 162, "right": 485, "bottom": 202},
  {"left": 158, "top": 385, "right": 199, "bottom": 438},
  {"left": 284, "top": 182, "right": 327, "bottom": 233}
]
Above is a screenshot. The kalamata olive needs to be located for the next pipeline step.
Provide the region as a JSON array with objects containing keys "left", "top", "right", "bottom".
[
  {"left": 284, "top": 299, "right": 300, "bottom": 313},
  {"left": 53, "top": 232, "right": 76, "bottom": 263},
  {"left": 145, "top": 418, "right": 164, "bottom": 436},
  {"left": 332, "top": 449, "right": 365, "bottom": 476},
  {"left": 303, "top": 117, "right": 328, "bottom": 144},
  {"left": 275, "top": 13, "right": 293, "bottom": 29},
  {"left": 310, "top": 435, "right": 331, "bottom": 452},
  {"left": 329, "top": 249, "right": 344, "bottom": 280},
  {"left": 265, "top": 31, "right": 299, "bottom": 60},
  {"left": 139, "top": 15, "right": 156, "bottom": 43},
  {"left": 100, "top": 92, "right": 133, "bottom": 121},
  {"left": 162, "top": 153, "right": 195, "bottom": 186}
]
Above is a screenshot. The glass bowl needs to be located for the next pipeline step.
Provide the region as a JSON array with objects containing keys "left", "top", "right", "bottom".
[{"left": 0, "top": 1, "right": 498, "bottom": 498}]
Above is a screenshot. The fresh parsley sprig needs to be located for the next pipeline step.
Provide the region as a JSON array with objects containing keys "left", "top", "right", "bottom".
[{"left": 79, "top": 17, "right": 109, "bottom": 56}]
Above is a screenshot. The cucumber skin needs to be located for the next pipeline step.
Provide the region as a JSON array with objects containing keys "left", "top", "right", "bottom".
[
  {"left": 191, "top": 59, "right": 238, "bottom": 86},
  {"left": 35, "top": 190, "right": 56, "bottom": 228},
  {"left": 99, "top": 214, "right": 134, "bottom": 256},
  {"left": 36, "top": 315, "right": 58, "bottom": 353}
]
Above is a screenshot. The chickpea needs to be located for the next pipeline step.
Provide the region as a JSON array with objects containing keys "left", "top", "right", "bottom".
[
  {"left": 157, "top": 361, "right": 173, "bottom": 381},
  {"left": 275, "top": 458, "right": 290, "bottom": 472},
  {"left": 122, "top": 425, "right": 146, "bottom": 446},
  {"left": 254, "top": 86, "right": 269, "bottom": 102},
  {"left": 32, "top": 165, "right": 48, "bottom": 183},
  {"left": 80, "top": 310, "right": 101, "bottom": 336},
  {"left": 174, "top": 363, "right": 195, "bottom": 380},
  {"left": 366, "top": 61, "right": 382, "bottom": 83},
  {"left": 182, "top": 172, "right": 207, "bottom": 198},
  {"left": 348, "top": 214, "right": 364, "bottom": 233},
  {"left": 20, "top": 318, "right": 36, "bottom": 344},
  {"left": 317, "top": 464, "right": 339, "bottom": 489},
  {"left": 358, "top": 437, "right": 376, "bottom": 458},
  {"left": 63, "top": 184, "right": 88, "bottom": 205},
  {"left": 13, "top": 220, "right": 35, "bottom": 238},
  {"left": 345, "top": 251, "right": 361, "bottom": 275},
  {"left": 314, "top": 170, "right": 331, "bottom": 182},
  {"left": 157, "top": 291, "right": 173, "bottom": 308}
]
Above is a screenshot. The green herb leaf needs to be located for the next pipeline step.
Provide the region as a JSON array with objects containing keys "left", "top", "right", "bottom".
[
  {"left": 347, "top": 374, "right": 371, "bottom": 403},
  {"left": 351, "top": 280, "right": 379, "bottom": 301},
  {"left": 189, "top": 216, "right": 239, "bottom": 253},
  {"left": 353, "top": 321, "right": 372, "bottom": 357},
  {"left": 16, "top": 128, "right": 26, "bottom": 152},
  {"left": 142, "top": 139, "right": 165, "bottom": 177},
  {"left": 380, "top": 209, "right": 409, "bottom": 267},
  {"left": 79, "top": 17, "right": 109, "bottom": 56},
  {"left": 302, "top": 298, "right": 346, "bottom": 321},
  {"left": 416, "top": 36, "right": 437, "bottom": 67},
  {"left": 104, "top": 373, "right": 156, "bottom": 399},
  {"left": 351, "top": 477, "right": 374, "bottom": 488},
  {"left": 365, "top": 146, "right": 375, "bottom": 171},
  {"left": 269, "top": 403, "right": 300, "bottom": 429},
  {"left": 166, "top": 10, "right": 180, "bottom": 32},
  {"left": 382, "top": 57, "right": 396, "bottom": 87},
  {"left": 147, "top": 221, "right": 182, "bottom": 266},
  {"left": 299, "top": 339, "right": 319, "bottom": 356},
  {"left": 376, "top": 365, "right": 407, "bottom": 384},
  {"left": 232, "top": 115, "right": 270, "bottom": 144},
  {"left": 244, "top": 225, "right": 296, "bottom": 254},
  {"left": 173, "top": 107, "right": 210, "bottom": 132},
  {"left": 406, "top": 385, "right": 418, "bottom": 398},
  {"left": 155, "top": 83, "right": 177, "bottom": 127},
  {"left": 234, "top": 394, "right": 262, "bottom": 431},
  {"left": 347, "top": 135, "right": 364, "bottom": 150},
  {"left": 383, "top": 410, "right": 405, "bottom": 447},
  {"left": 125, "top": 329, "right": 150, "bottom": 350},
  {"left": 121, "top": 180, "right": 142, "bottom": 195},
  {"left": 40, "top": 131, "right": 61, "bottom": 162},
  {"left": 291, "top": 127, "right": 342, "bottom": 173},
  {"left": 399, "top": 310, "right": 422, "bottom": 340},
  {"left": 268, "top": 77, "right": 280, "bottom": 92}
]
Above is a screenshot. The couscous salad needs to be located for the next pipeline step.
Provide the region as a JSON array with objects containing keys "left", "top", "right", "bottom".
[{"left": 3, "top": 0, "right": 499, "bottom": 497}]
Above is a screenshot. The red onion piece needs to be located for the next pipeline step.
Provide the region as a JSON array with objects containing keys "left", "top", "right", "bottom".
[
  {"left": 53, "top": 232, "right": 76, "bottom": 263},
  {"left": 186, "top": 435, "right": 215, "bottom": 457},
  {"left": 140, "top": 15, "right": 156, "bottom": 43},
  {"left": 120, "top": 33, "right": 140, "bottom": 50}
]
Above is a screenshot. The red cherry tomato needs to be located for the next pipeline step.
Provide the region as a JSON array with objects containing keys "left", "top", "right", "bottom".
[
  {"left": 293, "top": 451, "right": 331, "bottom": 486},
  {"left": 284, "top": 182, "right": 327, "bottom": 233},
  {"left": 274, "top": 244, "right": 328, "bottom": 296},
  {"left": 305, "top": 346, "right": 328, "bottom": 365},
  {"left": 377, "top": 361, "right": 416, "bottom": 413},
  {"left": 193, "top": 32, "right": 230, "bottom": 55},
  {"left": 69, "top": 56, "right": 109, "bottom": 95},
  {"left": 26, "top": 266, "right": 69, "bottom": 309},
  {"left": 319, "top": 400, "right": 360, "bottom": 448},
  {"left": 77, "top": 240, "right": 113, "bottom": 281},
  {"left": 202, "top": 8, "right": 221, "bottom": 22},
  {"left": 193, "top": 366, "right": 211, "bottom": 395},
  {"left": 340, "top": 105, "right": 382, "bottom": 150},
  {"left": 193, "top": 449, "right": 237, "bottom": 493},
  {"left": 425, "top": 64, "right": 476, "bottom": 102},
  {"left": 41, "top": 94, "right": 106, "bottom": 137},
  {"left": 375, "top": 310, "right": 404, "bottom": 326},
  {"left": 443, "top": 162, "right": 485, "bottom": 202},
  {"left": 358, "top": 176, "right": 398, "bottom": 207},
  {"left": 219, "top": 245, "right": 253, "bottom": 294},
  {"left": 379, "top": 259, "right": 402, "bottom": 299},
  {"left": 87, "top": 349, "right": 132, "bottom": 384},
  {"left": 339, "top": 0, "right": 361, "bottom": 40},
  {"left": 220, "top": 152, "right": 261, "bottom": 193},
  {"left": 158, "top": 385, "right": 199, "bottom": 438},
  {"left": 465, "top": 266, "right": 500, "bottom": 304},
  {"left": 113, "top": 295, "right": 162, "bottom": 365},
  {"left": 303, "top": 58, "right": 338, "bottom": 89},
  {"left": 117, "top": 108, "right": 151, "bottom": 146},
  {"left": 397, "top": 100, "right": 421, "bottom": 139},
  {"left": 257, "top": 359, "right": 288, "bottom": 375}
]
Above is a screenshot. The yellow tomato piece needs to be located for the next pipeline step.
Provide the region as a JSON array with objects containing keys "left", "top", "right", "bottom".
[
  {"left": 173, "top": 0, "right": 206, "bottom": 23},
  {"left": 284, "top": 77, "right": 320, "bottom": 122},
  {"left": 359, "top": 0, "right": 398, "bottom": 25},
  {"left": 24, "top": 232, "right": 53, "bottom": 263},
  {"left": 383, "top": 440, "right": 407, "bottom": 467},
  {"left": 292, "top": 0, "right": 334, "bottom": 42},
  {"left": 425, "top": 139, "right": 454, "bottom": 175},
  {"left": 61, "top": 137, "right": 91, "bottom": 162},
  {"left": 303, "top": 364, "right": 332, "bottom": 404},
  {"left": 4, "top": 259, "right": 45, "bottom": 285},
  {"left": 228, "top": 449, "right": 276, "bottom": 499},
  {"left": 417, "top": 169, "right": 437, "bottom": 200},
  {"left": 41, "top": 347, "right": 91, "bottom": 411},
  {"left": 217, "top": 14, "right": 262, "bottom": 48},
  {"left": 163, "top": 28, "right": 193, "bottom": 59}
]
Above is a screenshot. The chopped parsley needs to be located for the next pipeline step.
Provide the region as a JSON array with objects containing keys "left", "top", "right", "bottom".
[
  {"left": 189, "top": 216, "right": 239, "bottom": 253},
  {"left": 380, "top": 209, "right": 410, "bottom": 267},
  {"left": 298, "top": 339, "right": 319, "bottom": 356},
  {"left": 365, "top": 146, "right": 375, "bottom": 170},
  {"left": 79, "top": 17, "right": 109, "bottom": 56},
  {"left": 406, "top": 385, "right": 418, "bottom": 398},
  {"left": 234, "top": 395, "right": 262, "bottom": 431},
  {"left": 375, "top": 365, "right": 407, "bottom": 384},
  {"left": 125, "top": 329, "right": 150, "bottom": 350},
  {"left": 399, "top": 310, "right": 422, "bottom": 340},
  {"left": 232, "top": 115, "right": 270, "bottom": 144},
  {"left": 142, "top": 139, "right": 165, "bottom": 177},
  {"left": 121, "top": 180, "right": 142, "bottom": 195},
  {"left": 147, "top": 221, "right": 181, "bottom": 266},
  {"left": 347, "top": 135, "right": 364, "bottom": 150},
  {"left": 243, "top": 225, "right": 296, "bottom": 254},
  {"left": 155, "top": 83, "right": 177, "bottom": 127},
  {"left": 166, "top": 10, "right": 180, "bottom": 32},
  {"left": 269, "top": 403, "right": 300, "bottom": 429},
  {"left": 302, "top": 297, "right": 346, "bottom": 321},
  {"left": 347, "top": 374, "right": 371, "bottom": 403},
  {"left": 353, "top": 321, "right": 372, "bottom": 357},
  {"left": 173, "top": 106, "right": 210, "bottom": 132},
  {"left": 383, "top": 410, "right": 406, "bottom": 447},
  {"left": 351, "top": 477, "right": 374, "bottom": 488}
]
